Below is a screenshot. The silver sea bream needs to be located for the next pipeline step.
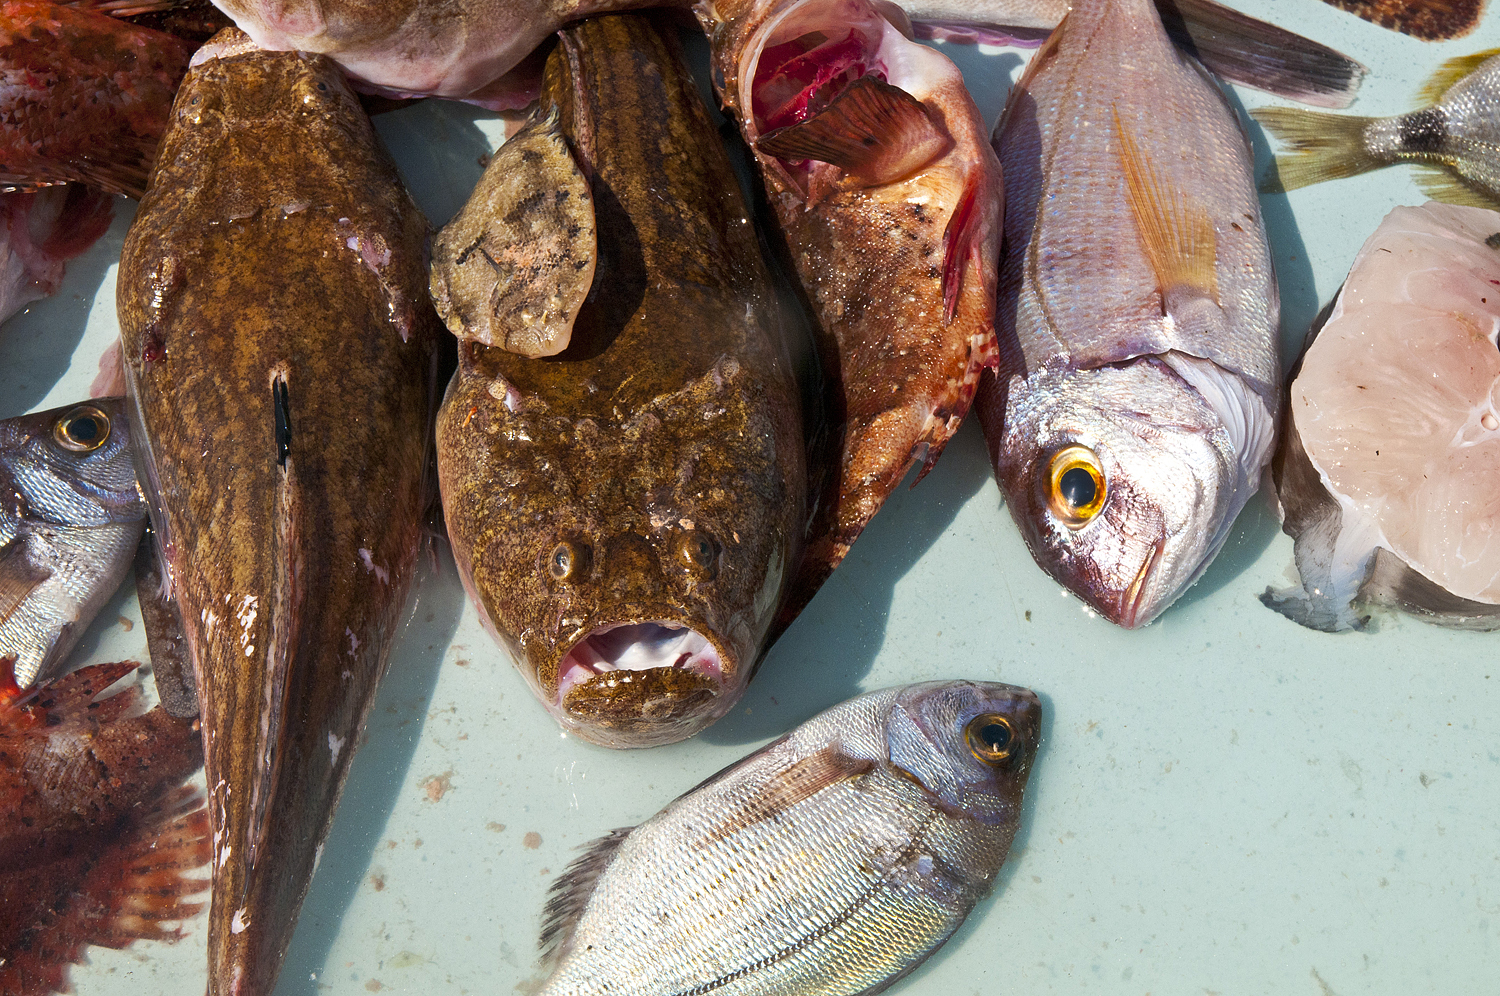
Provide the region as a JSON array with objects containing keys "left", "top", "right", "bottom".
[
  {"left": 978, "top": 0, "right": 1280, "bottom": 628},
  {"left": 535, "top": 680, "right": 1041, "bottom": 996},
  {"left": 0, "top": 399, "right": 145, "bottom": 691}
]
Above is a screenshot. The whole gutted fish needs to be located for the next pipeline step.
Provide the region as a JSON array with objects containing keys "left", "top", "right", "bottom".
[
  {"left": 1254, "top": 48, "right": 1500, "bottom": 210},
  {"left": 0, "top": 398, "right": 145, "bottom": 692},
  {"left": 433, "top": 13, "right": 803, "bottom": 749},
  {"left": 117, "top": 28, "right": 440, "bottom": 996},
  {"left": 0, "top": 187, "right": 115, "bottom": 328},
  {"left": 979, "top": 0, "right": 1280, "bottom": 628},
  {"left": 208, "top": 0, "right": 1364, "bottom": 107},
  {"left": 0, "top": 660, "right": 210, "bottom": 996},
  {"left": 0, "top": 0, "right": 194, "bottom": 197},
  {"left": 701, "top": 0, "right": 1002, "bottom": 615},
  {"left": 1264, "top": 202, "right": 1500, "bottom": 632},
  {"left": 537, "top": 680, "right": 1041, "bottom": 996}
]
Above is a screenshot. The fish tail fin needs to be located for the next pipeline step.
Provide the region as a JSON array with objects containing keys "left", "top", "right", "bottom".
[
  {"left": 1249, "top": 106, "right": 1380, "bottom": 193},
  {"left": 1411, "top": 166, "right": 1500, "bottom": 210},
  {"left": 1112, "top": 108, "right": 1218, "bottom": 302},
  {"left": 1416, "top": 47, "right": 1500, "bottom": 104},
  {"left": 0, "top": 784, "right": 210, "bottom": 996}
]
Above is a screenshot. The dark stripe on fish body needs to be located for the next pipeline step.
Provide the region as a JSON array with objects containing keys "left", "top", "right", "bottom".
[{"left": 1398, "top": 107, "right": 1449, "bottom": 155}]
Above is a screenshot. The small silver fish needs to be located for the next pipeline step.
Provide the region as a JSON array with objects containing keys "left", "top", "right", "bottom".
[
  {"left": 536, "top": 680, "right": 1042, "bottom": 996},
  {"left": 1254, "top": 48, "right": 1500, "bottom": 209},
  {"left": 0, "top": 398, "right": 145, "bottom": 690}
]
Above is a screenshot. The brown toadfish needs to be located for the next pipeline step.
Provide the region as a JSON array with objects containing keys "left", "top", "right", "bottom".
[
  {"left": 432, "top": 13, "right": 804, "bottom": 749},
  {"left": 701, "top": 0, "right": 1002, "bottom": 615},
  {"left": 116, "top": 28, "right": 440, "bottom": 996}
]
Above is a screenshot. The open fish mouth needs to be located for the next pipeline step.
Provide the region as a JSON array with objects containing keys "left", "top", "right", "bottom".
[{"left": 554, "top": 622, "right": 730, "bottom": 747}]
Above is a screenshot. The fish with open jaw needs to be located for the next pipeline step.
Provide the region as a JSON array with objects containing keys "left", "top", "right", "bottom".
[
  {"left": 0, "top": 399, "right": 145, "bottom": 692},
  {"left": 116, "top": 28, "right": 440, "bottom": 996},
  {"left": 206, "top": 0, "right": 1366, "bottom": 107},
  {"left": 432, "top": 13, "right": 804, "bottom": 749},
  {"left": 979, "top": 0, "right": 1280, "bottom": 628},
  {"left": 0, "top": 660, "right": 210, "bottom": 996},
  {"left": 699, "top": 0, "right": 1002, "bottom": 615},
  {"left": 535, "top": 680, "right": 1042, "bottom": 996}
]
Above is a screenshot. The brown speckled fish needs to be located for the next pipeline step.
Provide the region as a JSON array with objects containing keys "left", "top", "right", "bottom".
[
  {"left": 700, "top": 0, "right": 1002, "bottom": 615},
  {"left": 0, "top": 660, "right": 210, "bottom": 996},
  {"left": 433, "top": 13, "right": 803, "bottom": 749},
  {"left": 116, "top": 28, "right": 439, "bottom": 996}
]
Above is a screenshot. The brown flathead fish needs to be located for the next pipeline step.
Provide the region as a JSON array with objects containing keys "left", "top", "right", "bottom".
[
  {"left": 116, "top": 29, "right": 440, "bottom": 996},
  {"left": 432, "top": 13, "right": 804, "bottom": 749}
]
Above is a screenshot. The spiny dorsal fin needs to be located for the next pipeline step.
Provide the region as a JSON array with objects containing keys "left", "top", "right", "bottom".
[
  {"left": 0, "top": 535, "right": 52, "bottom": 626},
  {"left": 539, "top": 827, "right": 633, "bottom": 961},
  {"left": 1250, "top": 106, "right": 1381, "bottom": 192},
  {"left": 1112, "top": 107, "right": 1218, "bottom": 304},
  {"left": 700, "top": 744, "right": 877, "bottom": 845},
  {"left": 1417, "top": 47, "right": 1500, "bottom": 105},
  {"left": 755, "top": 76, "right": 952, "bottom": 186},
  {"left": 1412, "top": 166, "right": 1500, "bottom": 210},
  {"left": 429, "top": 105, "right": 596, "bottom": 358}
]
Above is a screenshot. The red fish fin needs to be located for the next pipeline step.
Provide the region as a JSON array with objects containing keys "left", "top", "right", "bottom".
[
  {"left": 37, "top": 186, "right": 115, "bottom": 264},
  {"left": 61, "top": 0, "right": 200, "bottom": 15},
  {"left": 755, "top": 76, "right": 951, "bottom": 186},
  {"left": 940, "top": 170, "right": 987, "bottom": 324},
  {"left": 1416, "top": 46, "right": 1500, "bottom": 104},
  {"left": 1112, "top": 108, "right": 1218, "bottom": 304},
  {"left": 910, "top": 327, "right": 999, "bottom": 485},
  {"left": 0, "top": 655, "right": 26, "bottom": 710},
  {"left": 1318, "top": 0, "right": 1483, "bottom": 41},
  {"left": 0, "top": 785, "right": 210, "bottom": 996}
]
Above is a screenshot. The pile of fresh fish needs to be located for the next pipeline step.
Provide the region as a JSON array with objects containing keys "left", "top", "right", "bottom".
[
  {"left": 1254, "top": 47, "right": 1500, "bottom": 209},
  {"left": 116, "top": 26, "right": 441, "bottom": 996},
  {"left": 536, "top": 680, "right": 1042, "bottom": 996},
  {"left": 1264, "top": 201, "right": 1500, "bottom": 632},
  {"left": 979, "top": 0, "right": 1279, "bottom": 628},
  {"left": 0, "top": 399, "right": 145, "bottom": 690}
]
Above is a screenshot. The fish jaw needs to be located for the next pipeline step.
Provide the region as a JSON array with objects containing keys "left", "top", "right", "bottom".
[
  {"left": 705, "top": 0, "right": 1001, "bottom": 606},
  {"left": 995, "top": 361, "right": 1248, "bottom": 628}
]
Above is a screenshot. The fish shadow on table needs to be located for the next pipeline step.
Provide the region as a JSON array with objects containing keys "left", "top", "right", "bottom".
[
  {"left": 274, "top": 548, "right": 467, "bottom": 996},
  {"left": 0, "top": 203, "right": 132, "bottom": 415},
  {"left": 701, "top": 419, "right": 996, "bottom": 747}
]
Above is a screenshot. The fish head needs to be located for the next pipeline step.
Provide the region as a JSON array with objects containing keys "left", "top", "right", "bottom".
[
  {"left": 0, "top": 398, "right": 143, "bottom": 526},
  {"left": 442, "top": 360, "right": 795, "bottom": 750},
  {"left": 996, "top": 360, "right": 1243, "bottom": 628},
  {"left": 886, "top": 680, "right": 1042, "bottom": 826}
]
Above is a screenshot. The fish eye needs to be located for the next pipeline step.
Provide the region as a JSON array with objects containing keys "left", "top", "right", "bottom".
[
  {"left": 547, "top": 540, "right": 590, "bottom": 582},
  {"left": 674, "top": 530, "right": 718, "bottom": 577},
  {"left": 53, "top": 406, "right": 111, "bottom": 453},
  {"left": 1046, "top": 445, "right": 1106, "bottom": 528},
  {"left": 965, "top": 714, "right": 1016, "bottom": 766}
]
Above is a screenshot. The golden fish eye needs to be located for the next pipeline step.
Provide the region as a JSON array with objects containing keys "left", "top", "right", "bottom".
[
  {"left": 547, "top": 540, "right": 589, "bottom": 582},
  {"left": 674, "top": 530, "right": 717, "bottom": 577},
  {"left": 965, "top": 714, "right": 1016, "bottom": 766},
  {"left": 1046, "top": 445, "right": 1106, "bottom": 528},
  {"left": 53, "top": 406, "right": 111, "bottom": 453}
]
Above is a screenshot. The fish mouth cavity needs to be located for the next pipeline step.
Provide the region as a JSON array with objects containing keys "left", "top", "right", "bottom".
[{"left": 555, "top": 621, "right": 726, "bottom": 703}]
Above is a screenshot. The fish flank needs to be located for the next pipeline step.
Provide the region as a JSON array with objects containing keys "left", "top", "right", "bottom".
[{"left": 699, "top": 746, "right": 878, "bottom": 845}]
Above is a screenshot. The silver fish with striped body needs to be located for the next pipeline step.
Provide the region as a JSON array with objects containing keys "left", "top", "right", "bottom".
[{"left": 536, "top": 680, "right": 1042, "bottom": 996}]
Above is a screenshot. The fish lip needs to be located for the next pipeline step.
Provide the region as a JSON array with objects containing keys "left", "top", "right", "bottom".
[
  {"left": 552, "top": 620, "right": 733, "bottom": 748},
  {"left": 1116, "top": 537, "right": 1164, "bottom": 629}
]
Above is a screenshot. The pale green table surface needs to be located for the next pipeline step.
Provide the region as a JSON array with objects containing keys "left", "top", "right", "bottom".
[{"left": 3, "top": 2, "right": 1496, "bottom": 993}]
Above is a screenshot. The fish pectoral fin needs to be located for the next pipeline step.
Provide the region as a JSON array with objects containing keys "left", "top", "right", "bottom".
[
  {"left": 755, "top": 76, "right": 952, "bottom": 187},
  {"left": 540, "top": 826, "right": 634, "bottom": 962},
  {"left": 1417, "top": 47, "right": 1500, "bottom": 104},
  {"left": 429, "top": 106, "right": 596, "bottom": 358},
  {"left": 699, "top": 744, "right": 878, "bottom": 846},
  {"left": 1112, "top": 108, "right": 1218, "bottom": 307},
  {"left": 0, "top": 535, "right": 52, "bottom": 625}
]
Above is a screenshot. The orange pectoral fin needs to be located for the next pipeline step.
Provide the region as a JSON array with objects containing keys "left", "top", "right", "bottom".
[
  {"left": 755, "top": 76, "right": 952, "bottom": 186},
  {"left": 1112, "top": 107, "right": 1218, "bottom": 306}
]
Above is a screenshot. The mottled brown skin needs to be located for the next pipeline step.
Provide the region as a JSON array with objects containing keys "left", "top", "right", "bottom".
[
  {"left": 436, "top": 13, "right": 803, "bottom": 748},
  {"left": 702, "top": 0, "right": 1002, "bottom": 621},
  {"left": 0, "top": 662, "right": 210, "bottom": 996},
  {"left": 116, "top": 33, "right": 439, "bottom": 996}
]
